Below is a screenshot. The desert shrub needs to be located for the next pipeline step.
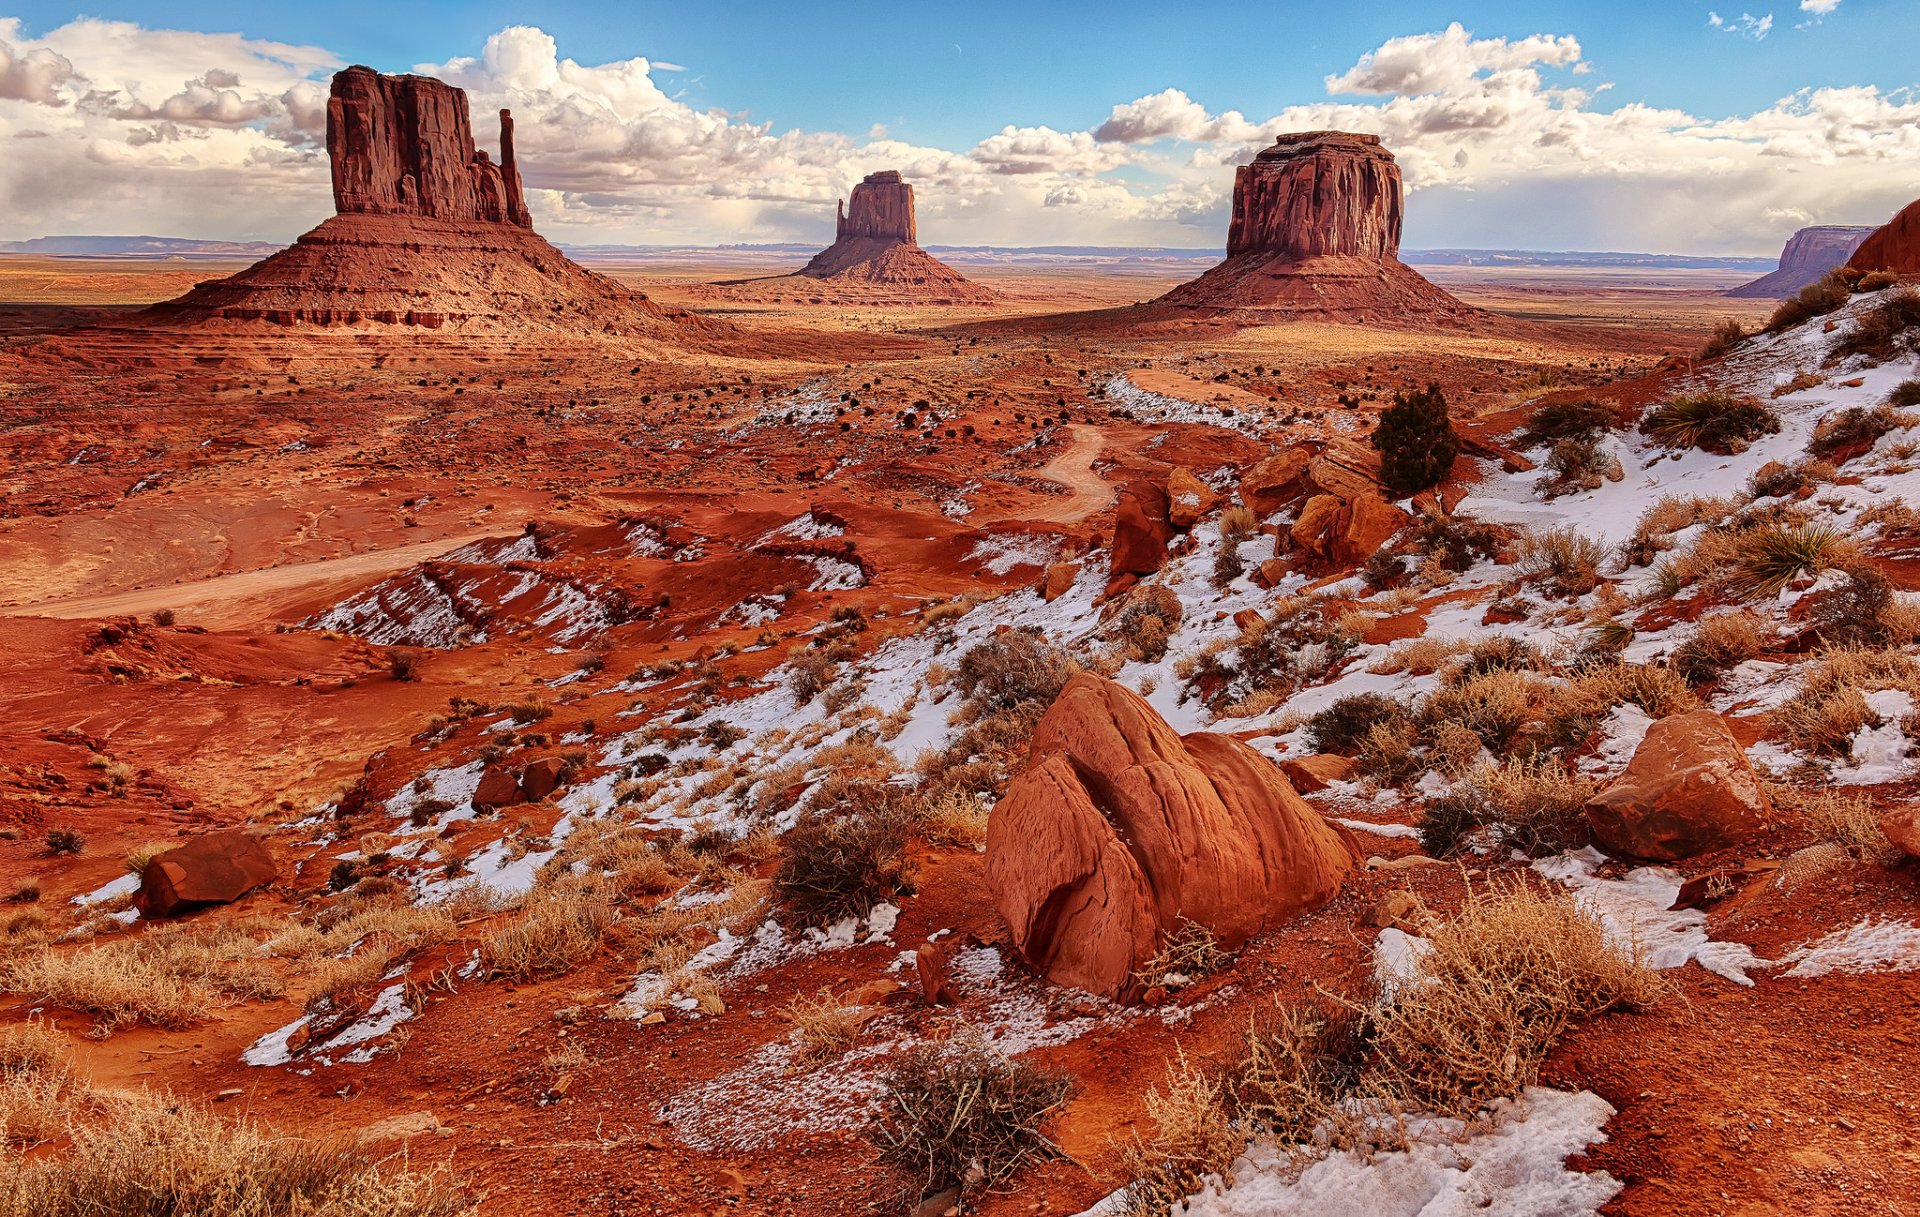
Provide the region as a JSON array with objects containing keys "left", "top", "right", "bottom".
[
  {"left": 43, "top": 828, "right": 84, "bottom": 856},
  {"left": 1367, "top": 882, "right": 1664, "bottom": 1114},
  {"left": 1116, "top": 1051, "right": 1240, "bottom": 1217},
  {"left": 1133, "top": 919, "right": 1232, "bottom": 991},
  {"left": 1211, "top": 542, "right": 1247, "bottom": 589},
  {"left": 1362, "top": 549, "right": 1404, "bottom": 590},
  {"left": 786, "top": 646, "right": 839, "bottom": 704},
  {"left": 1746, "top": 459, "right": 1830, "bottom": 500},
  {"left": 1413, "top": 514, "right": 1502, "bottom": 573},
  {"left": 1187, "top": 594, "right": 1361, "bottom": 714},
  {"left": 1516, "top": 399, "right": 1619, "bottom": 449},
  {"left": 1536, "top": 435, "right": 1617, "bottom": 497},
  {"left": 1890, "top": 379, "right": 1920, "bottom": 409},
  {"left": 776, "top": 787, "right": 915, "bottom": 925},
  {"left": 388, "top": 650, "right": 420, "bottom": 682},
  {"left": 1426, "top": 756, "right": 1597, "bottom": 857},
  {"left": 1354, "top": 717, "right": 1424, "bottom": 786},
  {"left": 1514, "top": 526, "right": 1606, "bottom": 597},
  {"left": 1117, "top": 586, "right": 1184, "bottom": 663},
  {"left": 0, "top": 925, "right": 285, "bottom": 1035},
  {"left": 954, "top": 628, "right": 1077, "bottom": 717},
  {"left": 784, "top": 987, "right": 865, "bottom": 1064},
  {"left": 1834, "top": 288, "right": 1920, "bottom": 361},
  {"left": 1420, "top": 669, "right": 1542, "bottom": 755},
  {"left": 1810, "top": 405, "right": 1911, "bottom": 459},
  {"left": 869, "top": 1039, "right": 1073, "bottom": 1204},
  {"left": 1218, "top": 504, "right": 1257, "bottom": 543},
  {"left": 1447, "top": 636, "right": 1543, "bottom": 681},
  {"left": 1373, "top": 383, "right": 1459, "bottom": 496},
  {"left": 1640, "top": 391, "right": 1780, "bottom": 454},
  {"left": 1699, "top": 318, "right": 1746, "bottom": 360},
  {"left": 1859, "top": 271, "right": 1899, "bottom": 292},
  {"left": 1618, "top": 494, "right": 1734, "bottom": 569},
  {"left": 150, "top": 608, "right": 175, "bottom": 627},
  {"left": 1776, "top": 646, "right": 1920, "bottom": 757},
  {"left": 1805, "top": 564, "right": 1920, "bottom": 647},
  {"left": 505, "top": 698, "right": 551, "bottom": 725},
  {"left": 1, "top": 1089, "right": 473, "bottom": 1217},
  {"left": 1672, "top": 610, "right": 1769, "bottom": 684},
  {"left": 1764, "top": 270, "right": 1851, "bottom": 332},
  {"left": 1305, "top": 693, "right": 1411, "bottom": 755},
  {"left": 1722, "top": 522, "right": 1850, "bottom": 600},
  {"left": 480, "top": 879, "right": 617, "bottom": 980}
]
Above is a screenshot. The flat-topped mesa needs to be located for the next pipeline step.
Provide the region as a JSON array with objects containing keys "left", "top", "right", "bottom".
[
  {"left": 1729, "top": 225, "right": 1876, "bottom": 298},
  {"left": 327, "top": 65, "right": 531, "bottom": 228},
  {"left": 834, "top": 170, "right": 915, "bottom": 244},
  {"left": 1228, "top": 131, "right": 1403, "bottom": 261},
  {"left": 1155, "top": 130, "right": 1473, "bottom": 326}
]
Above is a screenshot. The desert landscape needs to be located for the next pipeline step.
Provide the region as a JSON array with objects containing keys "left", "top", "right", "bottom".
[{"left": 2, "top": 10, "right": 1920, "bottom": 1217}]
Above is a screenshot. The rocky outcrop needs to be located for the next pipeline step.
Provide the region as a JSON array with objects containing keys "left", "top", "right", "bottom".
[
  {"left": 328, "top": 66, "right": 530, "bottom": 227},
  {"left": 709, "top": 170, "right": 992, "bottom": 305},
  {"left": 1156, "top": 132, "right": 1473, "bottom": 325},
  {"left": 1289, "top": 489, "right": 1407, "bottom": 568},
  {"left": 985, "top": 674, "right": 1360, "bottom": 1000},
  {"left": 135, "top": 831, "right": 277, "bottom": 918},
  {"left": 1109, "top": 480, "right": 1174, "bottom": 579},
  {"left": 1585, "top": 710, "right": 1771, "bottom": 861},
  {"left": 1728, "top": 226, "right": 1876, "bottom": 298},
  {"left": 135, "top": 67, "right": 705, "bottom": 345},
  {"left": 1849, "top": 198, "right": 1920, "bottom": 277},
  {"left": 1166, "top": 468, "right": 1221, "bottom": 528}
]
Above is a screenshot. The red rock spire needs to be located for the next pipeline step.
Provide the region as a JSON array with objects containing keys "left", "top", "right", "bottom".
[{"left": 325, "top": 65, "right": 531, "bottom": 228}]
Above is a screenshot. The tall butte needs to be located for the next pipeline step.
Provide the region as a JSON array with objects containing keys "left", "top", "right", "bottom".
[
  {"left": 135, "top": 66, "right": 703, "bottom": 344},
  {"left": 1156, "top": 131, "right": 1473, "bottom": 325},
  {"left": 711, "top": 170, "right": 993, "bottom": 304}
]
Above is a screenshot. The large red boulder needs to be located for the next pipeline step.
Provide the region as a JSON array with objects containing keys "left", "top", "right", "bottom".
[
  {"left": 518, "top": 756, "right": 568, "bottom": 802},
  {"left": 1110, "top": 480, "right": 1174, "bottom": 578},
  {"left": 1239, "top": 448, "right": 1311, "bottom": 516},
  {"left": 985, "top": 674, "right": 1360, "bottom": 1000},
  {"left": 1166, "top": 468, "right": 1221, "bottom": 528},
  {"left": 1585, "top": 710, "right": 1771, "bottom": 861},
  {"left": 135, "top": 831, "right": 277, "bottom": 918},
  {"left": 1848, "top": 197, "right": 1920, "bottom": 277},
  {"left": 472, "top": 763, "right": 523, "bottom": 810},
  {"left": 1287, "top": 490, "right": 1407, "bottom": 568}
]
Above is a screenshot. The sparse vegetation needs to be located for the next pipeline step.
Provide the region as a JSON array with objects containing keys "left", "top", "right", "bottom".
[
  {"left": 1116, "top": 585, "right": 1184, "bottom": 663},
  {"left": 1372, "top": 383, "right": 1460, "bottom": 497},
  {"left": 1514, "top": 526, "right": 1606, "bottom": 597},
  {"left": 1699, "top": 318, "right": 1746, "bottom": 360},
  {"left": 869, "top": 1038, "right": 1073, "bottom": 1204},
  {"left": 1776, "top": 646, "right": 1920, "bottom": 758},
  {"left": 1764, "top": 270, "right": 1851, "bottom": 333},
  {"left": 775, "top": 783, "right": 915, "bottom": 925},
  {"left": 1809, "top": 405, "right": 1911, "bottom": 459},
  {"left": 44, "top": 828, "right": 85, "bottom": 856},
  {"left": 1305, "top": 693, "right": 1411, "bottom": 755},
  {"left": 784, "top": 987, "right": 866, "bottom": 1064},
  {"left": 480, "top": 878, "right": 618, "bottom": 980},
  {"left": 1640, "top": 391, "right": 1780, "bottom": 454},
  {"left": 1723, "top": 522, "right": 1850, "bottom": 600},
  {"left": 1833, "top": 288, "right": 1920, "bottom": 362},
  {"left": 1516, "top": 398, "right": 1619, "bottom": 449},
  {"left": 1673, "top": 610, "right": 1769, "bottom": 684}
]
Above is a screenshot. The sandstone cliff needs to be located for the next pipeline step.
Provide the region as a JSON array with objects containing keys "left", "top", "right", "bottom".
[
  {"left": 1849, "top": 197, "right": 1920, "bottom": 277},
  {"left": 1728, "top": 226, "right": 1875, "bottom": 298},
  {"left": 1157, "top": 131, "right": 1473, "bottom": 326}
]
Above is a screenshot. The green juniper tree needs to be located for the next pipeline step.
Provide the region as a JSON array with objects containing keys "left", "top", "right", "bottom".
[{"left": 1373, "top": 382, "right": 1460, "bottom": 497}]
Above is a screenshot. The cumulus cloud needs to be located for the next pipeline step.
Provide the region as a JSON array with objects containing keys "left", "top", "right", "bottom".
[
  {"left": 1708, "top": 11, "right": 1776, "bottom": 40},
  {"left": 0, "top": 18, "right": 1913, "bottom": 254},
  {"left": 1800, "top": 0, "right": 1841, "bottom": 13}
]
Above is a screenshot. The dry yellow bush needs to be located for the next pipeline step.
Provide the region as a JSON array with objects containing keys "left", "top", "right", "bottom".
[
  {"left": 1776, "top": 647, "right": 1920, "bottom": 757},
  {"left": 1117, "top": 1049, "right": 1241, "bottom": 1217},
  {"left": 784, "top": 987, "right": 864, "bottom": 1063},
  {"left": 480, "top": 880, "right": 618, "bottom": 981}
]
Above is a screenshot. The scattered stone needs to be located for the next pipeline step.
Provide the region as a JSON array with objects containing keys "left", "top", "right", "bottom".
[
  {"left": 1880, "top": 807, "right": 1920, "bottom": 861},
  {"left": 915, "top": 941, "right": 955, "bottom": 1007},
  {"left": 1279, "top": 754, "right": 1356, "bottom": 793},
  {"left": 1166, "top": 467, "right": 1220, "bottom": 528},
  {"left": 1040, "top": 562, "right": 1080, "bottom": 602},
  {"left": 1585, "top": 710, "right": 1771, "bottom": 861},
  {"left": 134, "top": 830, "right": 277, "bottom": 918}
]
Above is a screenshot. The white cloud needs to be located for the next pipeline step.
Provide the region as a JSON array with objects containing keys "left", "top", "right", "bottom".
[
  {"left": 0, "top": 18, "right": 1913, "bottom": 255},
  {"left": 1708, "top": 11, "right": 1776, "bottom": 40},
  {"left": 1800, "top": 0, "right": 1841, "bottom": 13}
]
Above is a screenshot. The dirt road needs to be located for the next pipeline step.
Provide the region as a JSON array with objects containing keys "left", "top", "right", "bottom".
[{"left": 1016, "top": 424, "right": 1114, "bottom": 523}]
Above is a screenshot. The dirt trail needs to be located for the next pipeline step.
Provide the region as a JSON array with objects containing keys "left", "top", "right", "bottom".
[
  {"left": 3, "top": 529, "right": 506, "bottom": 627},
  {"left": 1019, "top": 424, "right": 1113, "bottom": 523}
]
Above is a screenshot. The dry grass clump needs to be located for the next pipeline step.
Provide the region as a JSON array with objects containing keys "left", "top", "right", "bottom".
[
  {"left": 1640, "top": 391, "right": 1780, "bottom": 454},
  {"left": 1772, "top": 787, "right": 1898, "bottom": 863},
  {"left": 479, "top": 878, "right": 618, "bottom": 980},
  {"left": 1367, "top": 882, "right": 1665, "bottom": 1114},
  {"left": 1833, "top": 288, "right": 1920, "bottom": 361},
  {"left": 1890, "top": 379, "right": 1920, "bottom": 409},
  {"left": 0, "top": 1088, "right": 474, "bottom": 1217},
  {"left": 1421, "top": 755, "right": 1597, "bottom": 857},
  {"left": 917, "top": 789, "right": 990, "bottom": 848},
  {"left": 1515, "top": 398, "right": 1622, "bottom": 450},
  {"left": 1618, "top": 493, "right": 1735, "bottom": 569},
  {"left": 1119, "top": 885, "right": 1663, "bottom": 1210},
  {"left": 1219, "top": 504, "right": 1257, "bottom": 544},
  {"left": 1805, "top": 565, "right": 1920, "bottom": 648},
  {"left": 1419, "top": 668, "right": 1544, "bottom": 754},
  {"left": 1133, "top": 919, "right": 1232, "bottom": 990},
  {"left": 1699, "top": 317, "right": 1746, "bottom": 360},
  {"left": 1368, "top": 636, "right": 1467, "bottom": 676},
  {"left": 0, "top": 1020, "right": 73, "bottom": 1148},
  {"left": 1304, "top": 693, "right": 1411, "bottom": 755},
  {"left": 1116, "top": 585, "right": 1184, "bottom": 663},
  {"left": 1775, "top": 646, "right": 1920, "bottom": 757},
  {"left": 775, "top": 783, "right": 915, "bottom": 926},
  {"left": 1712, "top": 523, "right": 1852, "bottom": 601},
  {"left": 1764, "top": 270, "right": 1851, "bottom": 333},
  {"left": 1810, "top": 405, "right": 1913, "bottom": 459},
  {"left": 869, "top": 1038, "right": 1073, "bottom": 1205},
  {"left": 783, "top": 987, "right": 865, "bottom": 1064},
  {"left": 1412, "top": 513, "right": 1504, "bottom": 574},
  {"left": 1536, "top": 435, "right": 1621, "bottom": 497},
  {"left": 954, "top": 628, "right": 1078, "bottom": 717},
  {"left": 0, "top": 922, "right": 284, "bottom": 1037},
  {"left": 1181, "top": 594, "right": 1361, "bottom": 715},
  {"left": 1672, "top": 610, "right": 1769, "bottom": 684},
  {"left": 1513, "top": 526, "right": 1606, "bottom": 597}
]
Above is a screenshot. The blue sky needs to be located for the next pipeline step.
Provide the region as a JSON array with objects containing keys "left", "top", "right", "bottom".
[
  {"left": 1, "top": 3, "right": 1916, "bottom": 251},
  {"left": 8, "top": 0, "right": 1914, "bottom": 147}
]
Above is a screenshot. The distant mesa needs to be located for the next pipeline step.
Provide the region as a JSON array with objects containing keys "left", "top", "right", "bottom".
[
  {"left": 132, "top": 66, "right": 703, "bottom": 343},
  {"left": 1848, "top": 196, "right": 1920, "bottom": 277},
  {"left": 1154, "top": 131, "right": 1475, "bottom": 326},
  {"left": 1726, "top": 226, "right": 1876, "bottom": 298},
  {"left": 706, "top": 170, "right": 994, "bottom": 305}
]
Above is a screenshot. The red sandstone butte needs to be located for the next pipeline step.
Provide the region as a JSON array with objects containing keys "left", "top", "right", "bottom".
[
  {"left": 1157, "top": 131, "right": 1473, "bottom": 325},
  {"left": 124, "top": 66, "right": 703, "bottom": 343}
]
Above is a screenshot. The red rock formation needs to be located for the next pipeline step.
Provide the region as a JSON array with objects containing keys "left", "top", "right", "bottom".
[
  {"left": 708, "top": 169, "right": 993, "bottom": 305},
  {"left": 985, "top": 674, "right": 1359, "bottom": 1000},
  {"left": 327, "top": 66, "right": 531, "bottom": 228},
  {"left": 1584, "top": 710, "right": 1771, "bottom": 861},
  {"left": 1109, "top": 480, "right": 1174, "bottom": 579},
  {"left": 128, "top": 66, "right": 707, "bottom": 346},
  {"left": 1849, "top": 197, "right": 1920, "bottom": 277},
  {"left": 1157, "top": 131, "right": 1473, "bottom": 325},
  {"left": 135, "top": 830, "right": 277, "bottom": 918},
  {"left": 1728, "top": 226, "right": 1876, "bottom": 298}
]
